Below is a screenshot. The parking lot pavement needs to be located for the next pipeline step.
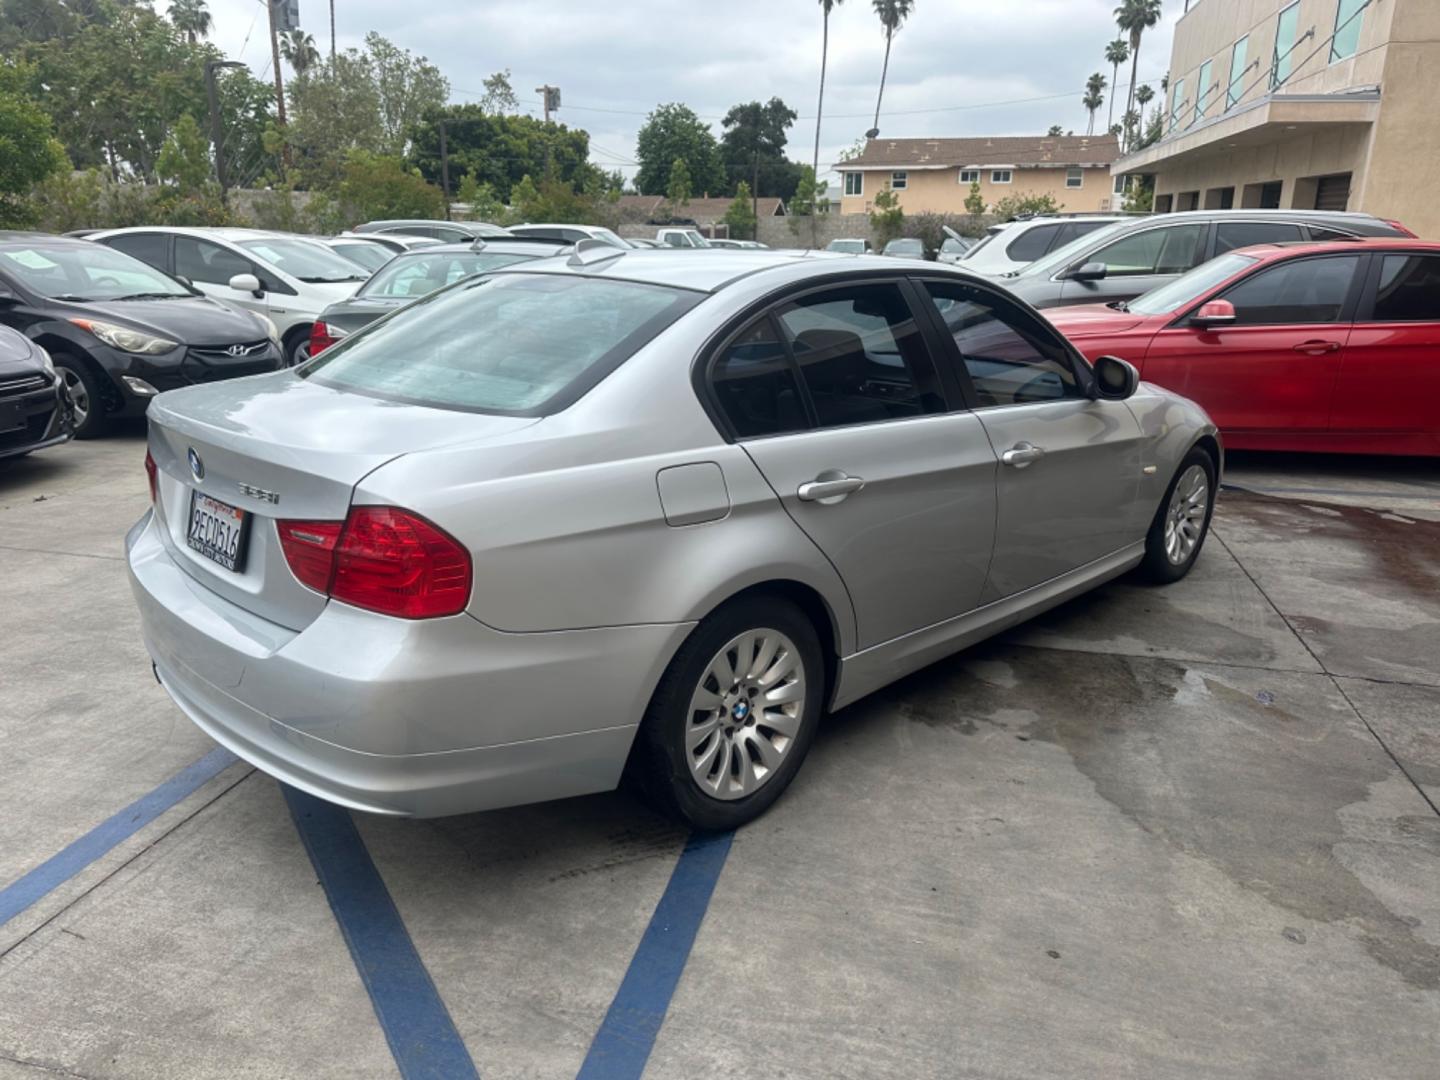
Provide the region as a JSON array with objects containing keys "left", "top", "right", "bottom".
[{"left": 2, "top": 432, "right": 1439, "bottom": 1080}]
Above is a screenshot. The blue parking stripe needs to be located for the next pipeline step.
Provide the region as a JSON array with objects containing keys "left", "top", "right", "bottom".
[
  {"left": 283, "top": 787, "right": 480, "bottom": 1080},
  {"left": 576, "top": 830, "right": 735, "bottom": 1080},
  {"left": 0, "top": 746, "right": 238, "bottom": 929}
]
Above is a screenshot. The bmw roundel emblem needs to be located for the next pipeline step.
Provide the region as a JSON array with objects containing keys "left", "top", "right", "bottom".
[{"left": 187, "top": 447, "right": 205, "bottom": 480}]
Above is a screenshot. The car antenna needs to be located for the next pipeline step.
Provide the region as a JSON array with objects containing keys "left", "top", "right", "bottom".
[
  {"left": 567, "top": 238, "right": 626, "bottom": 268},
  {"left": 469, "top": 238, "right": 488, "bottom": 251}
]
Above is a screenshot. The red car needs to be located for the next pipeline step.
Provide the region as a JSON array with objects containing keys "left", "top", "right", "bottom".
[{"left": 1045, "top": 239, "right": 1440, "bottom": 455}]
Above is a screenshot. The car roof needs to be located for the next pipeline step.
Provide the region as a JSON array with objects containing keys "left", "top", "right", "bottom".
[
  {"left": 91, "top": 226, "right": 307, "bottom": 242},
  {"left": 1230, "top": 237, "right": 1440, "bottom": 260},
  {"left": 390, "top": 239, "right": 570, "bottom": 256},
  {"left": 510, "top": 223, "right": 607, "bottom": 231},
  {"left": 0, "top": 231, "right": 93, "bottom": 249}
]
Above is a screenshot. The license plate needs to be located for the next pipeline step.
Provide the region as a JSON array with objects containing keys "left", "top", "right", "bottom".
[
  {"left": 0, "top": 402, "right": 24, "bottom": 434},
  {"left": 186, "top": 491, "right": 250, "bottom": 572}
]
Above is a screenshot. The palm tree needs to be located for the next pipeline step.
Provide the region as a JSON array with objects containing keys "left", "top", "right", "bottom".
[
  {"left": 280, "top": 29, "right": 321, "bottom": 77},
  {"left": 169, "top": 0, "right": 212, "bottom": 45},
  {"left": 813, "top": 0, "right": 845, "bottom": 185},
  {"left": 329, "top": 0, "right": 336, "bottom": 62},
  {"left": 1114, "top": 0, "right": 1162, "bottom": 151},
  {"left": 870, "top": 0, "right": 914, "bottom": 134},
  {"left": 1083, "top": 72, "right": 1107, "bottom": 135},
  {"left": 1104, "top": 39, "right": 1129, "bottom": 134}
]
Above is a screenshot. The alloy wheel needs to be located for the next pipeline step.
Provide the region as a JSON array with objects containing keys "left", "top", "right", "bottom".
[
  {"left": 1164, "top": 464, "right": 1209, "bottom": 565},
  {"left": 60, "top": 367, "right": 89, "bottom": 428},
  {"left": 685, "top": 628, "right": 806, "bottom": 801}
]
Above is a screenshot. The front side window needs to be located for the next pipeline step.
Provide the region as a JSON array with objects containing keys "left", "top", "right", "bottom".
[
  {"left": 359, "top": 251, "right": 539, "bottom": 299},
  {"left": 1220, "top": 255, "right": 1361, "bottom": 324},
  {"left": 1214, "top": 221, "right": 1304, "bottom": 255},
  {"left": 1227, "top": 36, "right": 1249, "bottom": 109},
  {"left": 710, "top": 318, "right": 807, "bottom": 438},
  {"left": 1195, "top": 60, "right": 1214, "bottom": 122},
  {"left": 302, "top": 274, "right": 698, "bottom": 414},
  {"left": 1273, "top": 2, "right": 1300, "bottom": 87},
  {"left": 174, "top": 237, "right": 254, "bottom": 288},
  {"left": 1370, "top": 255, "right": 1440, "bottom": 322},
  {"left": 891, "top": 171, "right": 908, "bottom": 190},
  {"left": 1066, "top": 168, "right": 1083, "bottom": 189},
  {"left": 103, "top": 232, "right": 168, "bottom": 270},
  {"left": 239, "top": 238, "right": 366, "bottom": 284},
  {"left": 923, "top": 282, "right": 1081, "bottom": 407},
  {"left": 0, "top": 243, "right": 191, "bottom": 301},
  {"left": 773, "top": 283, "right": 943, "bottom": 429},
  {"left": 959, "top": 169, "right": 979, "bottom": 184},
  {"left": 1089, "top": 224, "right": 1207, "bottom": 277},
  {"left": 991, "top": 170, "right": 1013, "bottom": 184},
  {"left": 1331, "top": 0, "right": 1365, "bottom": 61},
  {"left": 844, "top": 172, "right": 864, "bottom": 196}
]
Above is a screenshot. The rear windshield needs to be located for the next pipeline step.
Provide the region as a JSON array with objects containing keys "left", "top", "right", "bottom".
[
  {"left": 239, "top": 238, "right": 367, "bottom": 283},
  {"left": 358, "top": 250, "right": 540, "bottom": 299},
  {"left": 300, "top": 272, "right": 699, "bottom": 414}
]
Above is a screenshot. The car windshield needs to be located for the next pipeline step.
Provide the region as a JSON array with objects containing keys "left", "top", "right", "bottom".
[
  {"left": 589, "top": 228, "right": 630, "bottom": 248},
  {"left": 828, "top": 240, "right": 866, "bottom": 253},
  {"left": 239, "top": 238, "right": 367, "bottom": 283},
  {"left": 301, "top": 272, "right": 699, "bottom": 413},
  {"left": 1013, "top": 219, "right": 1133, "bottom": 279},
  {"left": 0, "top": 244, "right": 191, "bottom": 301},
  {"left": 358, "top": 250, "right": 543, "bottom": 299},
  {"left": 1128, "top": 253, "right": 1259, "bottom": 315},
  {"left": 886, "top": 239, "right": 922, "bottom": 253},
  {"left": 329, "top": 242, "right": 392, "bottom": 272}
]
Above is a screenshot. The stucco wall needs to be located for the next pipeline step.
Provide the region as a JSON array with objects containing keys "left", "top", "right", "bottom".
[{"left": 837, "top": 166, "right": 1116, "bottom": 215}]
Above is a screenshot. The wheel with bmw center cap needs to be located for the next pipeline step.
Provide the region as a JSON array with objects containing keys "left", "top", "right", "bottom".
[{"left": 632, "top": 597, "right": 823, "bottom": 830}]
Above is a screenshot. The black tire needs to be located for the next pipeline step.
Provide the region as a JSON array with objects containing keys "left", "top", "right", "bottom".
[
  {"left": 630, "top": 596, "right": 824, "bottom": 831},
  {"left": 52, "top": 353, "right": 110, "bottom": 439},
  {"left": 283, "top": 328, "right": 311, "bottom": 368},
  {"left": 1139, "top": 447, "right": 1217, "bottom": 584}
]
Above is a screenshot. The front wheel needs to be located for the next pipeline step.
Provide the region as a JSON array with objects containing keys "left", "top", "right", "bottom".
[
  {"left": 53, "top": 354, "right": 110, "bottom": 439},
  {"left": 283, "top": 329, "right": 311, "bottom": 368},
  {"left": 631, "top": 597, "right": 824, "bottom": 830},
  {"left": 1139, "top": 448, "right": 1216, "bottom": 583}
]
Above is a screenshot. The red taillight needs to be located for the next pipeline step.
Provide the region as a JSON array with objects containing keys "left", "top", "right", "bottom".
[
  {"left": 1384, "top": 219, "right": 1418, "bottom": 239},
  {"left": 308, "top": 321, "right": 339, "bottom": 356},
  {"left": 144, "top": 449, "right": 158, "bottom": 504},
  {"left": 277, "top": 507, "right": 471, "bottom": 619}
]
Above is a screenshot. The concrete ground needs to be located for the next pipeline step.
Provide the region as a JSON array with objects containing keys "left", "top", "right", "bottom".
[{"left": 2, "top": 426, "right": 1438, "bottom": 1079}]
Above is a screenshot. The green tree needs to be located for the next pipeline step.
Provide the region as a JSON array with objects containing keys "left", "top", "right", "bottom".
[
  {"left": 869, "top": 186, "right": 904, "bottom": 246},
  {"left": 365, "top": 32, "right": 447, "bottom": 157},
  {"left": 169, "top": 0, "right": 211, "bottom": 45},
  {"left": 813, "top": 0, "right": 844, "bottom": 182},
  {"left": 280, "top": 30, "right": 320, "bottom": 77},
  {"left": 283, "top": 51, "right": 383, "bottom": 187},
  {"left": 666, "top": 156, "right": 692, "bottom": 209},
  {"left": 455, "top": 175, "right": 503, "bottom": 221},
  {"left": 332, "top": 149, "right": 445, "bottom": 222},
  {"left": 787, "top": 165, "right": 819, "bottom": 244},
  {"left": 719, "top": 97, "right": 802, "bottom": 199},
  {"left": 409, "top": 108, "right": 594, "bottom": 203},
  {"left": 510, "top": 174, "right": 541, "bottom": 218},
  {"left": 0, "top": 61, "right": 66, "bottom": 225},
  {"left": 963, "top": 180, "right": 985, "bottom": 216},
  {"left": 1122, "top": 173, "right": 1154, "bottom": 213},
  {"left": 870, "top": 0, "right": 914, "bottom": 133},
  {"left": 1047, "top": 124, "right": 1064, "bottom": 136},
  {"left": 479, "top": 69, "right": 519, "bottom": 115},
  {"left": 992, "top": 191, "right": 1063, "bottom": 219},
  {"left": 634, "top": 103, "right": 724, "bottom": 197},
  {"left": 1083, "top": 73, "right": 1107, "bottom": 135},
  {"left": 1115, "top": 0, "right": 1163, "bottom": 151},
  {"left": 722, "top": 180, "right": 758, "bottom": 240},
  {"left": 1104, "top": 38, "right": 1129, "bottom": 134},
  {"left": 156, "top": 112, "right": 211, "bottom": 192}
]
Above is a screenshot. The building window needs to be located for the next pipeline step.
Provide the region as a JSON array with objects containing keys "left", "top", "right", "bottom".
[
  {"left": 1331, "top": 0, "right": 1365, "bottom": 61},
  {"left": 959, "top": 169, "right": 979, "bottom": 184},
  {"left": 844, "top": 172, "right": 863, "bottom": 197},
  {"left": 891, "top": 171, "right": 908, "bottom": 190},
  {"left": 1272, "top": 2, "right": 1300, "bottom": 88},
  {"left": 1066, "top": 168, "right": 1083, "bottom": 189},
  {"left": 1113, "top": 174, "right": 1131, "bottom": 195},
  {"left": 990, "top": 170, "right": 1012, "bottom": 184},
  {"left": 1227, "top": 36, "right": 1249, "bottom": 109},
  {"left": 1170, "top": 78, "right": 1186, "bottom": 132},
  {"left": 1154, "top": 193, "right": 1174, "bottom": 214},
  {"left": 1194, "top": 60, "right": 1214, "bottom": 122}
]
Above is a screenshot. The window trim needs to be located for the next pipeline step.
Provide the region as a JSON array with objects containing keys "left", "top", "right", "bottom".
[
  {"left": 959, "top": 169, "right": 980, "bottom": 185},
  {"left": 843, "top": 171, "right": 864, "bottom": 197},
  {"left": 1330, "top": 0, "right": 1365, "bottom": 63},
  {"left": 1173, "top": 250, "right": 1371, "bottom": 329},
  {"left": 990, "top": 169, "right": 1013, "bottom": 185},
  {"left": 890, "top": 171, "right": 908, "bottom": 190},
  {"left": 1355, "top": 250, "right": 1437, "bottom": 323},
  {"left": 1065, "top": 168, "right": 1084, "bottom": 190}
]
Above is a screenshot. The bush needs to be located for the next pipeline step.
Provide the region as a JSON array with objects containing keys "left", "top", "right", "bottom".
[
  {"left": 991, "top": 192, "right": 1064, "bottom": 221},
  {"left": 869, "top": 188, "right": 904, "bottom": 247}
]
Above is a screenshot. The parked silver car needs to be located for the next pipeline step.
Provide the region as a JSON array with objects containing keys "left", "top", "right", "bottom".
[{"left": 127, "top": 250, "right": 1220, "bottom": 829}]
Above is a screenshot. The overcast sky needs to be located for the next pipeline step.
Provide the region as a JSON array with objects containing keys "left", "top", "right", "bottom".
[{"left": 181, "top": 0, "right": 1182, "bottom": 185}]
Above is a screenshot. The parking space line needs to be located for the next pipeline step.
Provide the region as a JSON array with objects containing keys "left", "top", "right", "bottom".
[
  {"left": 0, "top": 746, "right": 238, "bottom": 929},
  {"left": 576, "top": 830, "right": 735, "bottom": 1080},
  {"left": 282, "top": 787, "right": 480, "bottom": 1080},
  {"left": 1221, "top": 482, "right": 1440, "bottom": 502}
]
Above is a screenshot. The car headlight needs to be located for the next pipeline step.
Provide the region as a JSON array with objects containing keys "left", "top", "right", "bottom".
[
  {"left": 256, "top": 314, "right": 280, "bottom": 344},
  {"left": 69, "top": 318, "right": 178, "bottom": 355},
  {"left": 36, "top": 345, "right": 55, "bottom": 376}
]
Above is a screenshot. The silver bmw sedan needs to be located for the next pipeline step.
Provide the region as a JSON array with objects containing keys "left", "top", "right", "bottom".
[{"left": 127, "top": 246, "right": 1220, "bottom": 830}]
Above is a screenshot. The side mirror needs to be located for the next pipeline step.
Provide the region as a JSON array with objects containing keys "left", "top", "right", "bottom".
[
  {"left": 228, "top": 273, "right": 263, "bottom": 296},
  {"left": 1092, "top": 355, "right": 1139, "bottom": 401},
  {"left": 1069, "top": 261, "right": 1108, "bottom": 282},
  {"left": 1190, "top": 298, "right": 1236, "bottom": 329}
]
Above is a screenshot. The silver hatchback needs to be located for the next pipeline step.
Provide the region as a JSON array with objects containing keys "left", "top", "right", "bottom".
[{"left": 128, "top": 248, "right": 1221, "bottom": 829}]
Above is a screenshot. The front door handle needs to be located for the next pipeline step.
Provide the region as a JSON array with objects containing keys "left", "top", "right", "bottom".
[
  {"left": 797, "top": 472, "right": 866, "bottom": 504},
  {"left": 1001, "top": 442, "right": 1046, "bottom": 468},
  {"left": 1292, "top": 340, "right": 1341, "bottom": 355}
]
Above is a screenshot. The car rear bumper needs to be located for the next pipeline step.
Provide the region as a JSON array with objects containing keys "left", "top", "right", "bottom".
[{"left": 126, "top": 510, "right": 692, "bottom": 817}]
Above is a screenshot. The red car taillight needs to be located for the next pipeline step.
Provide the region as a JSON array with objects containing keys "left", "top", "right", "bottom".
[
  {"left": 1384, "top": 219, "right": 1418, "bottom": 239},
  {"left": 277, "top": 507, "right": 471, "bottom": 619},
  {"left": 308, "top": 320, "right": 340, "bottom": 356},
  {"left": 144, "top": 449, "right": 158, "bottom": 504}
]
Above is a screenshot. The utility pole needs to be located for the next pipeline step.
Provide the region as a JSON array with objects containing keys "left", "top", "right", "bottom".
[
  {"left": 267, "top": 0, "right": 290, "bottom": 169},
  {"left": 204, "top": 59, "right": 245, "bottom": 204},
  {"left": 752, "top": 150, "right": 759, "bottom": 242},
  {"left": 535, "top": 85, "right": 560, "bottom": 123},
  {"left": 439, "top": 120, "right": 451, "bottom": 220}
]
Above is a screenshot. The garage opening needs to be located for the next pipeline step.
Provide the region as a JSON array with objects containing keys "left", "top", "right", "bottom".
[
  {"left": 1242, "top": 180, "right": 1284, "bottom": 208},
  {"left": 1154, "top": 193, "right": 1174, "bottom": 213},
  {"left": 1204, "top": 186, "right": 1236, "bottom": 209},
  {"left": 1176, "top": 191, "right": 1200, "bottom": 211},
  {"left": 1313, "top": 173, "right": 1352, "bottom": 211}
]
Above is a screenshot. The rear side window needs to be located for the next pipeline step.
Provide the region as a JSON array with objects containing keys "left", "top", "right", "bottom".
[
  {"left": 774, "top": 283, "right": 943, "bottom": 429},
  {"left": 302, "top": 274, "right": 698, "bottom": 414},
  {"left": 710, "top": 319, "right": 808, "bottom": 438},
  {"left": 1005, "top": 224, "right": 1060, "bottom": 264},
  {"left": 1220, "top": 255, "right": 1361, "bottom": 324},
  {"left": 1090, "top": 224, "right": 1207, "bottom": 276},
  {"left": 103, "top": 232, "right": 168, "bottom": 269},
  {"left": 1370, "top": 255, "right": 1440, "bottom": 322},
  {"left": 1214, "top": 221, "right": 1304, "bottom": 254}
]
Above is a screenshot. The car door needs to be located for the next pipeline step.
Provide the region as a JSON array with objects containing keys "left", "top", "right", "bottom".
[
  {"left": 1332, "top": 251, "right": 1440, "bottom": 440},
  {"left": 1143, "top": 253, "right": 1364, "bottom": 437},
  {"left": 708, "top": 280, "right": 999, "bottom": 649},
  {"left": 173, "top": 235, "right": 274, "bottom": 318},
  {"left": 916, "top": 278, "right": 1144, "bottom": 601},
  {"left": 1056, "top": 221, "right": 1210, "bottom": 305}
]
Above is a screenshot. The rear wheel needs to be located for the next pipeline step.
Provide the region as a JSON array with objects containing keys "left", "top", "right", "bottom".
[
  {"left": 283, "top": 328, "right": 311, "bottom": 368},
  {"left": 631, "top": 597, "right": 824, "bottom": 830},
  {"left": 1140, "top": 448, "right": 1216, "bottom": 583},
  {"left": 53, "top": 353, "right": 109, "bottom": 439}
]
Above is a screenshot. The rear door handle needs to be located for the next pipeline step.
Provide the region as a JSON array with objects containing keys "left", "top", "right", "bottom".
[
  {"left": 1292, "top": 340, "right": 1341, "bottom": 354},
  {"left": 1001, "top": 442, "right": 1046, "bottom": 468},
  {"left": 797, "top": 473, "right": 866, "bottom": 503}
]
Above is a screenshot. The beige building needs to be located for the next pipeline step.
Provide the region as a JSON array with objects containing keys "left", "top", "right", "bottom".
[
  {"left": 1114, "top": 0, "right": 1440, "bottom": 235},
  {"left": 835, "top": 134, "right": 1123, "bottom": 215}
]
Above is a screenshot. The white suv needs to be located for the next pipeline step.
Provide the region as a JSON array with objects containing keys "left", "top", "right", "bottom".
[{"left": 961, "top": 216, "right": 1124, "bottom": 277}]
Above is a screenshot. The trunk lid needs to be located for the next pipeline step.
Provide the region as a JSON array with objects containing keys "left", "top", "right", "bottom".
[{"left": 147, "top": 370, "right": 537, "bottom": 630}]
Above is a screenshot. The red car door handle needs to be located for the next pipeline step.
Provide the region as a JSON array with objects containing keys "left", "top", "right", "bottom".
[{"left": 1292, "top": 340, "right": 1341, "bottom": 354}]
